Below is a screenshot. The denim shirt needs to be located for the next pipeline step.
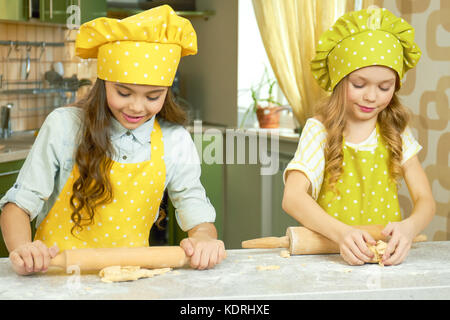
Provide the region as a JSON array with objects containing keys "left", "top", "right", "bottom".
[{"left": 0, "top": 107, "right": 215, "bottom": 232}]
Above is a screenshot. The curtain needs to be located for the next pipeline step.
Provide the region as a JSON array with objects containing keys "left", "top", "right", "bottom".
[{"left": 252, "top": 0, "right": 382, "bottom": 127}]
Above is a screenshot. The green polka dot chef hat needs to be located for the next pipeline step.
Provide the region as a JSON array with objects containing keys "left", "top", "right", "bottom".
[
  {"left": 75, "top": 5, "right": 197, "bottom": 86},
  {"left": 311, "top": 7, "right": 421, "bottom": 92}
]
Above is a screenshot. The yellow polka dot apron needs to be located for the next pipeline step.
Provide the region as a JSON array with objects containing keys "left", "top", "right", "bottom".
[
  {"left": 317, "top": 124, "right": 401, "bottom": 226},
  {"left": 34, "top": 120, "right": 166, "bottom": 251}
]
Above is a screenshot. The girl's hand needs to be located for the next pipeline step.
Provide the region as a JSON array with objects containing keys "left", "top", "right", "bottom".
[
  {"left": 381, "top": 221, "right": 415, "bottom": 266},
  {"left": 9, "top": 240, "right": 59, "bottom": 275},
  {"left": 180, "top": 237, "right": 226, "bottom": 270},
  {"left": 338, "top": 227, "right": 376, "bottom": 265}
]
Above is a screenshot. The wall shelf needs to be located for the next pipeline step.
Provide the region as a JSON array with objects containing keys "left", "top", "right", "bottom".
[
  {"left": 0, "top": 40, "right": 65, "bottom": 47},
  {"left": 0, "top": 88, "right": 76, "bottom": 95},
  {"left": 0, "top": 18, "right": 67, "bottom": 28}
]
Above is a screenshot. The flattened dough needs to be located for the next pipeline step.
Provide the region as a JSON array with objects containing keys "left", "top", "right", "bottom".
[
  {"left": 99, "top": 266, "right": 172, "bottom": 283},
  {"left": 257, "top": 265, "right": 280, "bottom": 271},
  {"left": 279, "top": 250, "right": 290, "bottom": 258},
  {"left": 367, "top": 240, "right": 387, "bottom": 266}
]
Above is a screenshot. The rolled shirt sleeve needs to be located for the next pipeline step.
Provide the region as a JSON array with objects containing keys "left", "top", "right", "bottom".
[{"left": 0, "top": 108, "right": 80, "bottom": 223}]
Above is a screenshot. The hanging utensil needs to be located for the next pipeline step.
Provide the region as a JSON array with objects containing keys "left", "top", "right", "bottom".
[
  {"left": 25, "top": 45, "right": 31, "bottom": 80},
  {"left": 19, "top": 45, "right": 31, "bottom": 80},
  {"left": 38, "top": 42, "right": 46, "bottom": 60},
  {"left": 17, "top": 44, "right": 26, "bottom": 80}
]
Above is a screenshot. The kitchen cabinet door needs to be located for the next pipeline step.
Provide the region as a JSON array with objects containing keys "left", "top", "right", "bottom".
[
  {"left": 0, "top": 159, "right": 27, "bottom": 258},
  {"left": 224, "top": 135, "right": 300, "bottom": 249},
  {"left": 0, "top": 0, "right": 28, "bottom": 21},
  {"left": 0, "top": 159, "right": 25, "bottom": 198},
  {"left": 225, "top": 160, "right": 262, "bottom": 249},
  {"left": 197, "top": 132, "right": 224, "bottom": 241},
  {"left": 39, "top": 0, "right": 70, "bottom": 24},
  {"left": 164, "top": 132, "right": 225, "bottom": 246},
  {"left": 39, "top": 0, "right": 106, "bottom": 25},
  {"left": 269, "top": 153, "right": 301, "bottom": 236},
  {"left": 78, "top": 0, "right": 106, "bottom": 24}
]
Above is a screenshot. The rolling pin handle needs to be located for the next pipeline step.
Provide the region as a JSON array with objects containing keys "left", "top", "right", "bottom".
[{"left": 241, "top": 236, "right": 289, "bottom": 249}]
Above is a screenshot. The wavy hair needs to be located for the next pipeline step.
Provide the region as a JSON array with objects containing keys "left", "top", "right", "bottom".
[
  {"left": 68, "top": 78, "right": 187, "bottom": 236},
  {"left": 315, "top": 76, "right": 410, "bottom": 195}
]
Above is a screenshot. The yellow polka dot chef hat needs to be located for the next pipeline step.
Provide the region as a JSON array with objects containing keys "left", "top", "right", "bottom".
[
  {"left": 75, "top": 5, "right": 197, "bottom": 86},
  {"left": 311, "top": 7, "right": 421, "bottom": 92}
]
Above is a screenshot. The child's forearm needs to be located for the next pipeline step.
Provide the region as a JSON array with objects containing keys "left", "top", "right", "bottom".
[
  {"left": 187, "top": 222, "right": 218, "bottom": 240},
  {"left": 0, "top": 203, "right": 33, "bottom": 253},
  {"left": 405, "top": 195, "right": 436, "bottom": 237},
  {"left": 283, "top": 190, "right": 350, "bottom": 243},
  {"left": 282, "top": 172, "right": 351, "bottom": 243}
]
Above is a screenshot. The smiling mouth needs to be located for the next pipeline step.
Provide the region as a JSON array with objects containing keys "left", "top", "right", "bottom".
[
  {"left": 358, "top": 104, "right": 375, "bottom": 113},
  {"left": 122, "top": 113, "right": 145, "bottom": 123}
]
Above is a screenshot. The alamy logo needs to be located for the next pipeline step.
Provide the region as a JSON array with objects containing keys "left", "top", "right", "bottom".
[
  {"left": 66, "top": 5, "right": 80, "bottom": 29},
  {"left": 185, "top": 120, "right": 280, "bottom": 176}
]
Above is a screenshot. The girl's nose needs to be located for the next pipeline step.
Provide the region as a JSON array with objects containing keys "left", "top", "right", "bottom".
[
  {"left": 363, "top": 87, "right": 377, "bottom": 102},
  {"left": 127, "top": 99, "right": 145, "bottom": 113}
]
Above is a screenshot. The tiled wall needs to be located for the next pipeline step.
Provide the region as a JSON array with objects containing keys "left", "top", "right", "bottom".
[
  {"left": 0, "top": 20, "right": 97, "bottom": 132},
  {"left": 380, "top": 0, "right": 449, "bottom": 240}
]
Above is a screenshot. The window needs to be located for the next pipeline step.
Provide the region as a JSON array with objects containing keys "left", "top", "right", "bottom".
[{"left": 237, "top": 0, "right": 289, "bottom": 128}]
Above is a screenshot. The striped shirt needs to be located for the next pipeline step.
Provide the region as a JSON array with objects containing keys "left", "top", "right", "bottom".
[{"left": 283, "top": 118, "right": 422, "bottom": 200}]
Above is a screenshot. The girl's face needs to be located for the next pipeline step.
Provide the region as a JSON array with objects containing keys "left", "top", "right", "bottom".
[
  {"left": 105, "top": 81, "right": 168, "bottom": 130},
  {"left": 345, "top": 66, "right": 396, "bottom": 123}
]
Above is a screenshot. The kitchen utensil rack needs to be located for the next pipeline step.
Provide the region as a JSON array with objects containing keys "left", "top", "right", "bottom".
[
  {"left": 0, "top": 40, "right": 64, "bottom": 47},
  {"left": 0, "top": 40, "right": 65, "bottom": 89},
  {"left": 0, "top": 40, "right": 74, "bottom": 118}
]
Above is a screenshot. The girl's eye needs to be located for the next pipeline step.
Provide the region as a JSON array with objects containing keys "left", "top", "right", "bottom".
[
  {"left": 147, "top": 96, "right": 159, "bottom": 101},
  {"left": 117, "top": 91, "right": 130, "bottom": 97},
  {"left": 352, "top": 83, "right": 364, "bottom": 89},
  {"left": 379, "top": 87, "right": 391, "bottom": 92}
]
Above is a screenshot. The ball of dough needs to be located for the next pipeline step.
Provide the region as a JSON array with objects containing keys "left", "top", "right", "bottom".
[{"left": 367, "top": 240, "right": 387, "bottom": 266}]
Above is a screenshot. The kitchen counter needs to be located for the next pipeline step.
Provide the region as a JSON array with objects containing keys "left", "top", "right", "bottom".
[
  {"left": 0, "top": 131, "right": 36, "bottom": 163},
  {"left": 1, "top": 241, "right": 449, "bottom": 300},
  {"left": 186, "top": 122, "right": 300, "bottom": 142},
  {"left": 0, "top": 125, "right": 299, "bottom": 164}
]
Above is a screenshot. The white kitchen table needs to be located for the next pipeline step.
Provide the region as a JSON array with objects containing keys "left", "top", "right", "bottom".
[{"left": 1, "top": 241, "right": 449, "bottom": 300}]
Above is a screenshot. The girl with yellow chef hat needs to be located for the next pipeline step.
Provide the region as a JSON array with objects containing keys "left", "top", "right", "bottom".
[
  {"left": 282, "top": 8, "right": 435, "bottom": 266},
  {"left": 0, "top": 5, "right": 226, "bottom": 275}
]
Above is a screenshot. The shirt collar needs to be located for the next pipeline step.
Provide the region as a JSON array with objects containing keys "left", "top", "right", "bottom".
[{"left": 110, "top": 116, "right": 155, "bottom": 145}]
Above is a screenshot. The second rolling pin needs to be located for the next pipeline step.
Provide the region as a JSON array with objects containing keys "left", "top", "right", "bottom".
[{"left": 241, "top": 225, "right": 427, "bottom": 255}]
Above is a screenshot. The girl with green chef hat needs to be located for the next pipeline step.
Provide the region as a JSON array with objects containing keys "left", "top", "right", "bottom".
[
  {"left": 283, "top": 8, "right": 435, "bottom": 266},
  {"left": 0, "top": 5, "right": 226, "bottom": 275}
]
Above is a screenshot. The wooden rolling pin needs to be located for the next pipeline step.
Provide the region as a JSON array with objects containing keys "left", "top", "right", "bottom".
[
  {"left": 242, "top": 225, "right": 427, "bottom": 255},
  {"left": 50, "top": 246, "right": 190, "bottom": 272}
]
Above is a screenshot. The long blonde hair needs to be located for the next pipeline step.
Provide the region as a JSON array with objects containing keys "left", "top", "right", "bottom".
[
  {"left": 68, "top": 78, "right": 187, "bottom": 236},
  {"left": 315, "top": 77, "right": 410, "bottom": 194}
]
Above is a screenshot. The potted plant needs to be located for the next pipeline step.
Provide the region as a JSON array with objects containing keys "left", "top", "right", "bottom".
[{"left": 239, "top": 68, "right": 288, "bottom": 129}]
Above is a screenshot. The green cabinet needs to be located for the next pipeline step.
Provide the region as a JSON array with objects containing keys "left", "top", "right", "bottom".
[
  {"left": 39, "top": 0, "right": 70, "bottom": 24},
  {"left": 198, "top": 133, "right": 224, "bottom": 241},
  {"left": 270, "top": 153, "right": 301, "bottom": 236},
  {"left": 78, "top": 0, "right": 107, "bottom": 25},
  {"left": 224, "top": 134, "right": 300, "bottom": 249},
  {"left": 0, "top": 159, "right": 26, "bottom": 257},
  {"left": 0, "top": 0, "right": 28, "bottom": 21},
  {"left": 0, "top": 159, "right": 25, "bottom": 199},
  {"left": 164, "top": 131, "right": 225, "bottom": 246},
  {"left": 0, "top": 0, "right": 106, "bottom": 24},
  {"left": 40, "top": 0, "right": 106, "bottom": 25}
]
